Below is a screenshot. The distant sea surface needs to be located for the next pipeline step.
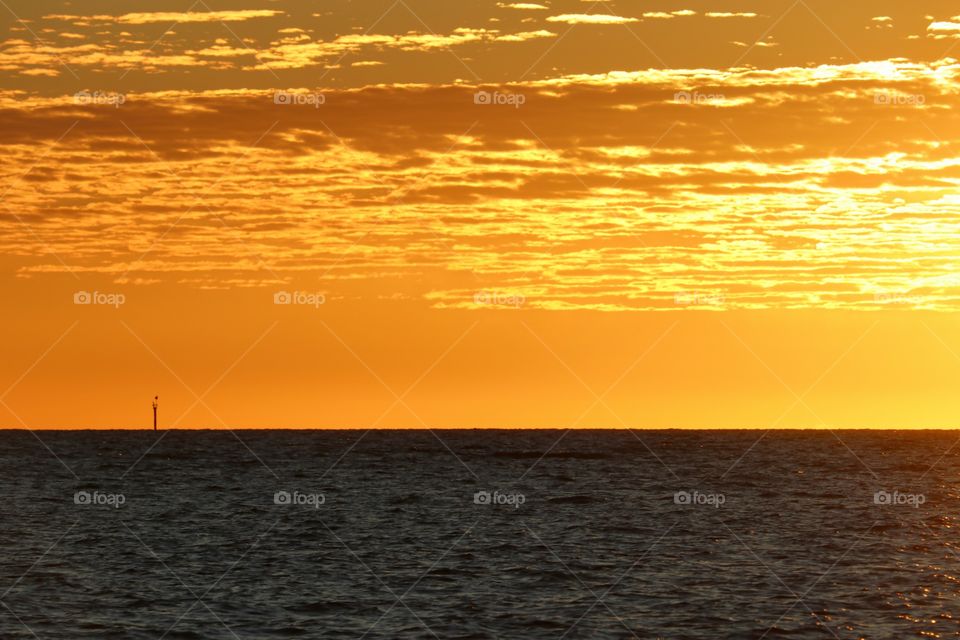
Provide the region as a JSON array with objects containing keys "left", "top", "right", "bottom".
[{"left": 1, "top": 429, "right": 958, "bottom": 639}]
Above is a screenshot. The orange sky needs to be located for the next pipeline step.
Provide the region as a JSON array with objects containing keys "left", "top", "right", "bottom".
[{"left": 2, "top": 0, "right": 960, "bottom": 428}]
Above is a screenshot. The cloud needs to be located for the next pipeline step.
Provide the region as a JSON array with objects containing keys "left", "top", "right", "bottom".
[
  {"left": 44, "top": 10, "right": 285, "bottom": 25},
  {"left": 188, "top": 39, "right": 259, "bottom": 58},
  {"left": 928, "top": 21, "right": 960, "bottom": 33},
  {"left": 705, "top": 12, "right": 758, "bottom": 18},
  {"left": 19, "top": 68, "right": 60, "bottom": 76},
  {"left": 640, "top": 10, "right": 701, "bottom": 19},
  {"left": 546, "top": 14, "right": 638, "bottom": 25},
  {"left": 731, "top": 38, "right": 778, "bottom": 48},
  {"left": 3, "top": 58, "right": 960, "bottom": 309},
  {"left": 496, "top": 30, "right": 556, "bottom": 42},
  {"left": 0, "top": 27, "right": 556, "bottom": 75},
  {"left": 0, "top": 39, "right": 216, "bottom": 73},
  {"left": 639, "top": 10, "right": 758, "bottom": 19},
  {"left": 497, "top": 3, "right": 549, "bottom": 9},
  {"left": 251, "top": 28, "right": 555, "bottom": 70}
]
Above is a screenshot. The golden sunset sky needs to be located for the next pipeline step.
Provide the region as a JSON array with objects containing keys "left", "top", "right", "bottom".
[{"left": 3, "top": 0, "right": 960, "bottom": 428}]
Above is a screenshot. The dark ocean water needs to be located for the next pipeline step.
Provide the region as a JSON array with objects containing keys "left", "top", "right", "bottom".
[{"left": 1, "top": 429, "right": 959, "bottom": 639}]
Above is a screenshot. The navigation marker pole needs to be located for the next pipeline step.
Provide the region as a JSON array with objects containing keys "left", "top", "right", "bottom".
[{"left": 152, "top": 396, "right": 159, "bottom": 431}]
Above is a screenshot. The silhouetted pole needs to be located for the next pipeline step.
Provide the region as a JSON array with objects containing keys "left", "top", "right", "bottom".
[{"left": 152, "top": 396, "right": 158, "bottom": 431}]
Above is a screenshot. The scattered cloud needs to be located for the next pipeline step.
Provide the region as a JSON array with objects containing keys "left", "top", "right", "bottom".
[
  {"left": 705, "top": 12, "right": 758, "bottom": 18},
  {"left": 2, "top": 57, "right": 958, "bottom": 309},
  {"left": 731, "top": 38, "right": 778, "bottom": 48},
  {"left": 0, "top": 26, "right": 557, "bottom": 75},
  {"left": 928, "top": 21, "right": 960, "bottom": 33},
  {"left": 641, "top": 10, "right": 698, "bottom": 19},
  {"left": 43, "top": 10, "right": 285, "bottom": 25},
  {"left": 497, "top": 3, "right": 549, "bottom": 9},
  {"left": 546, "top": 14, "right": 638, "bottom": 25}
]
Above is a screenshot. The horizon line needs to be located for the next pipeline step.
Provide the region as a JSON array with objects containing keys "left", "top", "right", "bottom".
[{"left": 4, "top": 426, "right": 960, "bottom": 431}]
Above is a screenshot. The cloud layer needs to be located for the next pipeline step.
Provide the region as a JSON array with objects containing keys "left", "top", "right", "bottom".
[{"left": 2, "top": 57, "right": 959, "bottom": 310}]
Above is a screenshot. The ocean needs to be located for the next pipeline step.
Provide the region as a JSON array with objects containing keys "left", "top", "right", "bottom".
[{"left": 0, "top": 429, "right": 956, "bottom": 639}]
